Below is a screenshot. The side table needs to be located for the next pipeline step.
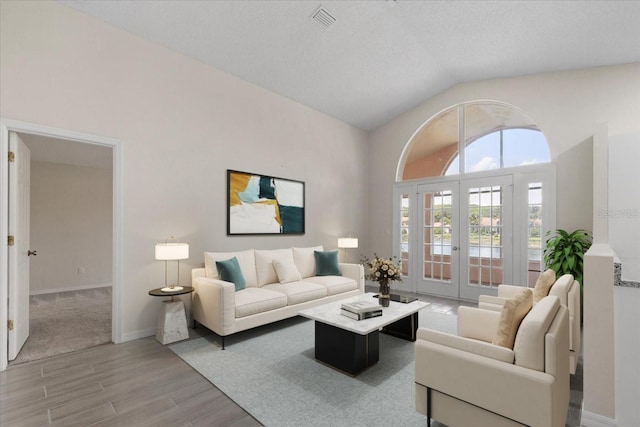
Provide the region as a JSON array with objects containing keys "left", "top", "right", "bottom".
[{"left": 148, "top": 286, "right": 194, "bottom": 345}]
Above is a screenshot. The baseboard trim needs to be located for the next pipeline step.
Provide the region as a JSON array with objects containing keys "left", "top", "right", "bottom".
[
  {"left": 121, "top": 327, "right": 156, "bottom": 343},
  {"left": 582, "top": 410, "right": 618, "bottom": 427},
  {"left": 30, "top": 283, "right": 112, "bottom": 296}
]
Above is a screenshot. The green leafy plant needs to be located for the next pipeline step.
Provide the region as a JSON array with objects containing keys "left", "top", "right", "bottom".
[{"left": 543, "top": 229, "right": 592, "bottom": 288}]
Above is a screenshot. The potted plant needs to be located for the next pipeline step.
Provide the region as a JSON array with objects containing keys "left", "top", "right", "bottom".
[{"left": 543, "top": 229, "right": 592, "bottom": 289}]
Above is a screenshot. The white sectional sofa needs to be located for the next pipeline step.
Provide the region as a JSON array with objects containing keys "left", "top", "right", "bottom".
[{"left": 191, "top": 246, "right": 364, "bottom": 348}]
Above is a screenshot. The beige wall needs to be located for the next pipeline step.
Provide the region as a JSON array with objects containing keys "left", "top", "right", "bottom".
[
  {"left": 29, "top": 160, "right": 112, "bottom": 294},
  {"left": 0, "top": 1, "right": 369, "bottom": 340}
]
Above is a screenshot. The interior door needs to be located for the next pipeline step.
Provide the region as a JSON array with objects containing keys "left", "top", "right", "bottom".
[
  {"left": 459, "top": 176, "right": 513, "bottom": 300},
  {"left": 8, "top": 132, "right": 30, "bottom": 360},
  {"left": 416, "top": 182, "right": 459, "bottom": 298}
]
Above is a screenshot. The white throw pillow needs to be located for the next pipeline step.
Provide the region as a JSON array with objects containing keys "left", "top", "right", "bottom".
[
  {"left": 255, "top": 249, "right": 294, "bottom": 286},
  {"left": 273, "top": 258, "right": 302, "bottom": 284}
]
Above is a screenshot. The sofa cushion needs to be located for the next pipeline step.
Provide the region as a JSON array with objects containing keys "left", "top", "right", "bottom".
[
  {"left": 314, "top": 250, "right": 341, "bottom": 276},
  {"left": 255, "top": 249, "right": 295, "bottom": 286},
  {"left": 273, "top": 258, "right": 302, "bottom": 284},
  {"left": 205, "top": 250, "right": 257, "bottom": 287},
  {"left": 292, "top": 246, "right": 323, "bottom": 278},
  {"left": 533, "top": 268, "right": 556, "bottom": 303},
  {"left": 234, "top": 288, "right": 288, "bottom": 318},
  {"left": 492, "top": 288, "right": 533, "bottom": 349},
  {"left": 304, "top": 275, "right": 357, "bottom": 296},
  {"left": 216, "top": 257, "right": 246, "bottom": 291},
  {"left": 263, "top": 281, "right": 327, "bottom": 305},
  {"left": 513, "top": 296, "right": 561, "bottom": 371}
]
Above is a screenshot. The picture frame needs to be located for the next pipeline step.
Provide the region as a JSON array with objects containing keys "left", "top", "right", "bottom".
[{"left": 227, "top": 170, "right": 305, "bottom": 235}]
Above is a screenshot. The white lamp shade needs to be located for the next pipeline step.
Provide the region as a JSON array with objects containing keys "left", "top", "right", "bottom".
[
  {"left": 155, "top": 242, "right": 189, "bottom": 260},
  {"left": 338, "top": 237, "right": 358, "bottom": 249}
]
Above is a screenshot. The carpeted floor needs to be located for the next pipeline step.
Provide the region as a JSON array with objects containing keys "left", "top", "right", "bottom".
[
  {"left": 10, "top": 287, "right": 112, "bottom": 365},
  {"left": 171, "top": 306, "right": 583, "bottom": 427}
]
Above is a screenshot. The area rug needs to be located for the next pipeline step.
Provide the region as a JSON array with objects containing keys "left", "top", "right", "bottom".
[
  {"left": 11, "top": 287, "right": 112, "bottom": 365},
  {"left": 170, "top": 309, "right": 457, "bottom": 427}
]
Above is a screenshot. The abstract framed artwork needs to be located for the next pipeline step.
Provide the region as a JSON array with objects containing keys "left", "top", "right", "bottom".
[{"left": 227, "top": 170, "right": 305, "bottom": 235}]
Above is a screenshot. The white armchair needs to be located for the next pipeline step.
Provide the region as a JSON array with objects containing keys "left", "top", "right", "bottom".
[
  {"left": 478, "top": 274, "right": 581, "bottom": 374},
  {"left": 415, "top": 296, "right": 570, "bottom": 427}
]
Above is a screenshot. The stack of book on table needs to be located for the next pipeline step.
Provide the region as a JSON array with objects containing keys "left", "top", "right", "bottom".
[{"left": 341, "top": 300, "right": 383, "bottom": 320}]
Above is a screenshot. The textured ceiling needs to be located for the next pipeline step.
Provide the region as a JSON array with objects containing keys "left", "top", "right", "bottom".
[{"left": 59, "top": 0, "right": 640, "bottom": 131}]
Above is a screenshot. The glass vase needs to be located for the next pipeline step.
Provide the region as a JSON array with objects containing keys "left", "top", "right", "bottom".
[{"left": 378, "top": 281, "right": 391, "bottom": 307}]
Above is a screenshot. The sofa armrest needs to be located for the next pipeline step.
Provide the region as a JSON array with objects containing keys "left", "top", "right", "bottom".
[
  {"left": 417, "top": 328, "right": 514, "bottom": 363},
  {"left": 457, "top": 306, "right": 501, "bottom": 343},
  {"left": 477, "top": 295, "right": 507, "bottom": 312},
  {"left": 191, "top": 272, "right": 236, "bottom": 336},
  {"left": 415, "top": 338, "right": 557, "bottom": 426},
  {"left": 339, "top": 263, "right": 365, "bottom": 292},
  {"left": 496, "top": 284, "right": 529, "bottom": 299}
]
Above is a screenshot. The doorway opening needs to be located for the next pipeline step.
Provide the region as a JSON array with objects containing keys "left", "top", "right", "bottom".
[{"left": 1, "top": 119, "right": 122, "bottom": 371}]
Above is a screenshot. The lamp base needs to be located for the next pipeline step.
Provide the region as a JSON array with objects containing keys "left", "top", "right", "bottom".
[{"left": 161, "top": 286, "right": 184, "bottom": 292}]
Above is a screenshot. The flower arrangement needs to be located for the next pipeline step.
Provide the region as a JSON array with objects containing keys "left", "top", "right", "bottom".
[{"left": 361, "top": 254, "right": 402, "bottom": 286}]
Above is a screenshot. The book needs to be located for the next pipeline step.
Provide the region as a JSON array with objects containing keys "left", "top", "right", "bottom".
[
  {"left": 340, "top": 308, "right": 383, "bottom": 320},
  {"left": 341, "top": 300, "right": 381, "bottom": 314}
]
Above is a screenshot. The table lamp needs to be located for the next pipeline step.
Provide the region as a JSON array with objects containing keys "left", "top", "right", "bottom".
[
  {"left": 155, "top": 237, "right": 189, "bottom": 292},
  {"left": 338, "top": 237, "right": 358, "bottom": 263}
]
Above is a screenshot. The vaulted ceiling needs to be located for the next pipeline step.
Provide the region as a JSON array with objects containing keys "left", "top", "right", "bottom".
[{"left": 60, "top": 0, "right": 640, "bottom": 131}]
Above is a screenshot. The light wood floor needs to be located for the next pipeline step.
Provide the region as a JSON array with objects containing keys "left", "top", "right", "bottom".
[
  {"left": 0, "top": 337, "right": 260, "bottom": 426},
  {"left": 1, "top": 290, "right": 582, "bottom": 426}
]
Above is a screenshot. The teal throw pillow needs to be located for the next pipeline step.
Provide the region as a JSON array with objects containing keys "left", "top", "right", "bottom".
[
  {"left": 314, "top": 250, "right": 341, "bottom": 276},
  {"left": 216, "top": 257, "right": 246, "bottom": 291}
]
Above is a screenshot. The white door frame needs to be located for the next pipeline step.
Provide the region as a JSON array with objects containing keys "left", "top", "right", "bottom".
[
  {"left": 0, "top": 118, "right": 123, "bottom": 371},
  {"left": 392, "top": 163, "right": 555, "bottom": 300}
]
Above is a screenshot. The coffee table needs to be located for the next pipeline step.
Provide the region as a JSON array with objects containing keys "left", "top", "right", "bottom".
[{"left": 299, "top": 292, "right": 429, "bottom": 376}]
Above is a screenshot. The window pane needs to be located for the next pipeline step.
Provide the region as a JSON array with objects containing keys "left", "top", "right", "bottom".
[
  {"left": 465, "top": 132, "right": 500, "bottom": 173},
  {"left": 400, "top": 194, "right": 409, "bottom": 277},
  {"left": 424, "top": 190, "right": 453, "bottom": 283},
  {"left": 503, "top": 129, "right": 550, "bottom": 168},
  {"left": 527, "top": 182, "right": 543, "bottom": 287},
  {"left": 403, "top": 108, "right": 459, "bottom": 179}
]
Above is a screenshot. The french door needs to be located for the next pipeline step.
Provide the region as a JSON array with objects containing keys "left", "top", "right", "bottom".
[
  {"left": 415, "top": 181, "right": 460, "bottom": 298},
  {"left": 458, "top": 176, "right": 513, "bottom": 300},
  {"left": 394, "top": 175, "right": 517, "bottom": 300}
]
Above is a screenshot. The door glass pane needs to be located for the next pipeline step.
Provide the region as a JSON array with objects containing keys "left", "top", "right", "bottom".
[
  {"left": 468, "top": 186, "right": 503, "bottom": 287},
  {"left": 423, "top": 190, "right": 452, "bottom": 282},
  {"left": 527, "top": 182, "right": 543, "bottom": 286},
  {"left": 400, "top": 194, "right": 410, "bottom": 277}
]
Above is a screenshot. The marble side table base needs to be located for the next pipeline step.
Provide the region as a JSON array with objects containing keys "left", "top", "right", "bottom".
[{"left": 156, "top": 299, "right": 189, "bottom": 345}]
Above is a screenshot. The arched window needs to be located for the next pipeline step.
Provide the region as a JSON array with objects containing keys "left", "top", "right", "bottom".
[
  {"left": 394, "top": 101, "right": 555, "bottom": 298},
  {"left": 400, "top": 102, "right": 550, "bottom": 180}
]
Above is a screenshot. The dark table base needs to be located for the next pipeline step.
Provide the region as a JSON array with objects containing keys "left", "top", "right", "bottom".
[{"left": 314, "top": 312, "right": 419, "bottom": 376}]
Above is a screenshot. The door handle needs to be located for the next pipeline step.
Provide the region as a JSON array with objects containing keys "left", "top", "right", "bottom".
[
  {"left": 452, "top": 246, "right": 458, "bottom": 251},
  {"left": 28, "top": 250, "right": 37, "bottom": 256}
]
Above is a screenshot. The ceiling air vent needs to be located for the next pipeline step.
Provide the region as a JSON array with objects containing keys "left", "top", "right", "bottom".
[{"left": 312, "top": 6, "right": 336, "bottom": 29}]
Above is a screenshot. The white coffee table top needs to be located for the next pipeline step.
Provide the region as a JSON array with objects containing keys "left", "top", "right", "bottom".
[{"left": 299, "top": 292, "right": 429, "bottom": 335}]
